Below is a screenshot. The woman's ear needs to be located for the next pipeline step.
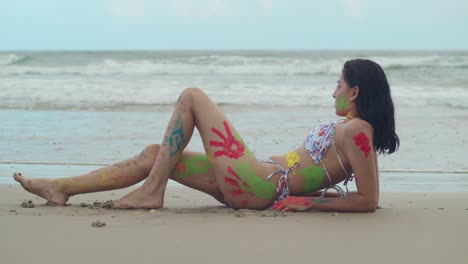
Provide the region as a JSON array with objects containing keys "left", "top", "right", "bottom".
[{"left": 350, "top": 86, "right": 359, "bottom": 102}]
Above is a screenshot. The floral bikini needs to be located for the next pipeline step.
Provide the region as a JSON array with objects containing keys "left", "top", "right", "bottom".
[
  {"left": 264, "top": 120, "right": 354, "bottom": 207},
  {"left": 304, "top": 120, "right": 354, "bottom": 197}
]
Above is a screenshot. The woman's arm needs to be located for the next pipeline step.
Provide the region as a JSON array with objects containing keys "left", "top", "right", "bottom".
[
  {"left": 304, "top": 190, "right": 353, "bottom": 197},
  {"left": 273, "top": 120, "right": 379, "bottom": 212},
  {"left": 272, "top": 193, "right": 376, "bottom": 213}
]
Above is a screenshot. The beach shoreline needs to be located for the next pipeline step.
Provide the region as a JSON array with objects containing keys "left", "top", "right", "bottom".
[
  {"left": 1, "top": 104, "right": 467, "bottom": 192},
  {"left": 1, "top": 185, "right": 467, "bottom": 264}
]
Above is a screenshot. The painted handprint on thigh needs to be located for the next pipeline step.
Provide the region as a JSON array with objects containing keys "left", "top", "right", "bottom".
[{"left": 209, "top": 121, "right": 245, "bottom": 159}]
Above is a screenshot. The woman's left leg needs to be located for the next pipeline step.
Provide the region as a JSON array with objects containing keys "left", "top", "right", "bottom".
[{"left": 113, "top": 88, "right": 202, "bottom": 208}]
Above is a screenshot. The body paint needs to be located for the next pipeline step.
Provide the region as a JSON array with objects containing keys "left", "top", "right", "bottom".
[
  {"left": 114, "top": 159, "right": 138, "bottom": 168},
  {"left": 225, "top": 176, "right": 240, "bottom": 187},
  {"left": 227, "top": 166, "right": 250, "bottom": 189},
  {"left": 111, "top": 175, "right": 138, "bottom": 184},
  {"left": 336, "top": 94, "right": 350, "bottom": 111},
  {"left": 54, "top": 178, "right": 75, "bottom": 187},
  {"left": 209, "top": 121, "right": 245, "bottom": 159},
  {"left": 284, "top": 150, "right": 300, "bottom": 166},
  {"left": 231, "top": 162, "right": 277, "bottom": 200},
  {"left": 174, "top": 155, "right": 212, "bottom": 178},
  {"left": 299, "top": 165, "right": 324, "bottom": 194},
  {"left": 169, "top": 114, "right": 186, "bottom": 158},
  {"left": 271, "top": 196, "right": 311, "bottom": 211},
  {"left": 206, "top": 150, "right": 215, "bottom": 163},
  {"left": 99, "top": 173, "right": 136, "bottom": 187},
  {"left": 284, "top": 151, "right": 300, "bottom": 172},
  {"left": 230, "top": 125, "right": 253, "bottom": 156},
  {"left": 353, "top": 132, "right": 371, "bottom": 158},
  {"left": 224, "top": 167, "right": 252, "bottom": 197},
  {"left": 231, "top": 189, "right": 245, "bottom": 196},
  {"left": 99, "top": 173, "right": 113, "bottom": 186}
]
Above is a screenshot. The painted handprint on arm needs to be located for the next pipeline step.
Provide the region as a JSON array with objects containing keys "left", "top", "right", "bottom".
[{"left": 209, "top": 121, "right": 245, "bottom": 159}]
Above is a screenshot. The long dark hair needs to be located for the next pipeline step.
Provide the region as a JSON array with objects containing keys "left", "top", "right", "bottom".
[{"left": 343, "top": 59, "right": 399, "bottom": 154}]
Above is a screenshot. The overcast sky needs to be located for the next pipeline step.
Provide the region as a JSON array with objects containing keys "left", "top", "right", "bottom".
[{"left": 1, "top": 0, "right": 466, "bottom": 50}]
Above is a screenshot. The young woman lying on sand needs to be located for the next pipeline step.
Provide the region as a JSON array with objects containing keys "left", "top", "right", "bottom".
[{"left": 14, "top": 59, "right": 399, "bottom": 212}]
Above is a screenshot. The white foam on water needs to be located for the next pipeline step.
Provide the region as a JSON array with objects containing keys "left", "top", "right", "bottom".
[
  {"left": 0, "top": 51, "right": 467, "bottom": 110},
  {"left": 0, "top": 53, "right": 28, "bottom": 66}
]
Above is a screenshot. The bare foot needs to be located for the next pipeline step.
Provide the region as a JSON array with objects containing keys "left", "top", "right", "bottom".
[
  {"left": 112, "top": 186, "right": 163, "bottom": 209},
  {"left": 13, "top": 173, "right": 69, "bottom": 206}
]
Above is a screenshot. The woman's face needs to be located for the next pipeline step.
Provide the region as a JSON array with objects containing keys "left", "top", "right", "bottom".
[{"left": 332, "top": 72, "right": 354, "bottom": 117}]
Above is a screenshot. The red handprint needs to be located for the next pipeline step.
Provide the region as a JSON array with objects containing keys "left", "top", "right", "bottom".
[
  {"left": 210, "top": 121, "right": 245, "bottom": 159},
  {"left": 272, "top": 196, "right": 312, "bottom": 211},
  {"left": 353, "top": 132, "right": 371, "bottom": 158},
  {"left": 224, "top": 166, "right": 252, "bottom": 197}
]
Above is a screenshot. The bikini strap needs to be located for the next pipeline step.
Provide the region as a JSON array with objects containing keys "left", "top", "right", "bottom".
[
  {"left": 332, "top": 139, "right": 354, "bottom": 193},
  {"left": 266, "top": 162, "right": 299, "bottom": 179},
  {"left": 320, "top": 161, "right": 347, "bottom": 198},
  {"left": 332, "top": 140, "right": 350, "bottom": 178}
]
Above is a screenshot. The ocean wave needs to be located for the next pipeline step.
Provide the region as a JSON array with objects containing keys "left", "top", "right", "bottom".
[
  {"left": 1, "top": 99, "right": 467, "bottom": 111},
  {"left": 0, "top": 79, "right": 332, "bottom": 110},
  {"left": 374, "top": 55, "right": 468, "bottom": 70},
  {"left": 0, "top": 100, "right": 327, "bottom": 111},
  {"left": 3, "top": 51, "right": 468, "bottom": 75},
  {"left": 1, "top": 84, "right": 467, "bottom": 111},
  {"left": 1, "top": 51, "right": 467, "bottom": 111},
  {"left": 0, "top": 53, "right": 29, "bottom": 66},
  {"left": 0, "top": 56, "right": 344, "bottom": 76}
]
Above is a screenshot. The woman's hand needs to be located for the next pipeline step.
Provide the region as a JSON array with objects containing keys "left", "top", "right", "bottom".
[{"left": 272, "top": 196, "right": 312, "bottom": 212}]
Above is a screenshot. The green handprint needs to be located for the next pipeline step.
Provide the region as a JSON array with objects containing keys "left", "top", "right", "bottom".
[{"left": 299, "top": 165, "right": 324, "bottom": 194}]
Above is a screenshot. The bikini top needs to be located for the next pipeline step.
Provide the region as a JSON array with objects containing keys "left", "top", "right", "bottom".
[
  {"left": 304, "top": 120, "right": 354, "bottom": 196},
  {"left": 304, "top": 120, "right": 337, "bottom": 164}
]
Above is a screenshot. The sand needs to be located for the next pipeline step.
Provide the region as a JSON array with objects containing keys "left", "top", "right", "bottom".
[{"left": 1, "top": 184, "right": 467, "bottom": 264}]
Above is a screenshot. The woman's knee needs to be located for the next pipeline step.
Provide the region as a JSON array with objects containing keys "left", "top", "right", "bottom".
[{"left": 180, "top": 87, "right": 206, "bottom": 104}]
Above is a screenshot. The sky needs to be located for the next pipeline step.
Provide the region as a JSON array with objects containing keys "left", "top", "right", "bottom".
[{"left": 0, "top": 0, "right": 467, "bottom": 50}]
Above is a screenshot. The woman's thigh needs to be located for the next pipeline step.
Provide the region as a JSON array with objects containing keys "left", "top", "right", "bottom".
[
  {"left": 170, "top": 151, "right": 224, "bottom": 203},
  {"left": 185, "top": 88, "right": 281, "bottom": 209}
]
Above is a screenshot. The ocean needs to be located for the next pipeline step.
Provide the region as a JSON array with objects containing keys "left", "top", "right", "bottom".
[{"left": 1, "top": 50, "right": 467, "bottom": 191}]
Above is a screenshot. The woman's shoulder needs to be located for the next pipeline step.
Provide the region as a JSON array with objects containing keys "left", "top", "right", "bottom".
[{"left": 341, "top": 118, "right": 374, "bottom": 139}]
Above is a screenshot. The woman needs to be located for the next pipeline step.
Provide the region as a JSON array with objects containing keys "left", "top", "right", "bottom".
[{"left": 13, "top": 59, "right": 399, "bottom": 212}]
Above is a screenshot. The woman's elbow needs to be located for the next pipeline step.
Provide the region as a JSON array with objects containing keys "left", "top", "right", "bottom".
[{"left": 355, "top": 197, "right": 378, "bottom": 213}]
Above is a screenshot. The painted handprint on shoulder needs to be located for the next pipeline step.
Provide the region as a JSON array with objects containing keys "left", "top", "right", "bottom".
[
  {"left": 209, "top": 121, "right": 245, "bottom": 159},
  {"left": 353, "top": 132, "right": 371, "bottom": 158}
]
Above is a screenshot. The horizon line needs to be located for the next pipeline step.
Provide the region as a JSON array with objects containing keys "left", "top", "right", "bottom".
[{"left": 1, "top": 48, "right": 468, "bottom": 52}]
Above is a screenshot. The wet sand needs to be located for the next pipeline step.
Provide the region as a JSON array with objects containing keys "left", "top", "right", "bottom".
[{"left": 1, "top": 185, "right": 467, "bottom": 264}]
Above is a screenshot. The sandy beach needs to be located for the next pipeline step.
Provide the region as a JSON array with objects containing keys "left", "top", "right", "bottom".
[
  {"left": 1, "top": 185, "right": 467, "bottom": 264},
  {"left": 1, "top": 50, "right": 468, "bottom": 264}
]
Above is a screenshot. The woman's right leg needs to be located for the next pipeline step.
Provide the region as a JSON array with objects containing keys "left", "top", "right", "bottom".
[
  {"left": 12, "top": 144, "right": 160, "bottom": 205},
  {"left": 13, "top": 144, "right": 224, "bottom": 205}
]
